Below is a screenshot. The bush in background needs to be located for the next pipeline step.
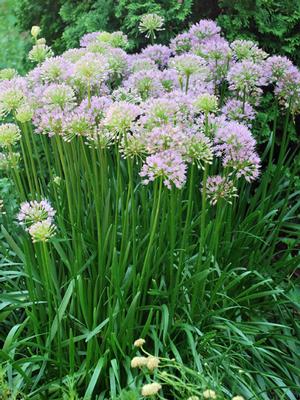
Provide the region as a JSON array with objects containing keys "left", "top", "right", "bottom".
[
  {"left": 14, "top": 0, "right": 300, "bottom": 65},
  {"left": 218, "top": 0, "right": 300, "bottom": 66}
]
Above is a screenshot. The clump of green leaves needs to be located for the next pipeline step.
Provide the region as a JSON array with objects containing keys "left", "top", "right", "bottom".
[{"left": 217, "top": 0, "right": 300, "bottom": 66}]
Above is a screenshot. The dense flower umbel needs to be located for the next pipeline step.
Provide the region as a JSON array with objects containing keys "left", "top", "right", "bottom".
[
  {"left": 28, "top": 220, "right": 56, "bottom": 243},
  {"left": 17, "top": 199, "right": 56, "bottom": 227},
  {"left": 0, "top": 124, "right": 21, "bottom": 148},
  {"left": 140, "top": 150, "right": 187, "bottom": 189},
  {"left": 139, "top": 13, "right": 165, "bottom": 39},
  {"left": 205, "top": 176, "right": 238, "bottom": 205}
]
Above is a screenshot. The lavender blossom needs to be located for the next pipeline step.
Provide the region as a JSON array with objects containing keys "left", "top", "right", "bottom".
[
  {"left": 205, "top": 175, "right": 238, "bottom": 205},
  {"left": 230, "top": 40, "right": 268, "bottom": 63},
  {"left": 140, "top": 149, "right": 187, "bottom": 189},
  {"left": 227, "top": 60, "right": 268, "bottom": 102},
  {"left": 221, "top": 99, "right": 256, "bottom": 126},
  {"left": 170, "top": 33, "right": 193, "bottom": 55},
  {"left": 141, "top": 45, "right": 172, "bottom": 68},
  {"left": 103, "top": 101, "right": 141, "bottom": 136},
  {"left": 189, "top": 20, "right": 221, "bottom": 43},
  {"left": 123, "top": 70, "right": 164, "bottom": 100},
  {"left": 18, "top": 199, "right": 56, "bottom": 228},
  {"left": 214, "top": 121, "right": 260, "bottom": 181}
]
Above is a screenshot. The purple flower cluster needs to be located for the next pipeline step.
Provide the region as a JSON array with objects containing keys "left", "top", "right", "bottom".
[
  {"left": 214, "top": 121, "right": 260, "bottom": 181},
  {"left": 1, "top": 18, "right": 299, "bottom": 196},
  {"left": 140, "top": 150, "right": 186, "bottom": 189}
]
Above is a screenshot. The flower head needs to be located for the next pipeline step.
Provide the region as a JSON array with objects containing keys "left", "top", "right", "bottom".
[
  {"left": 0, "top": 68, "right": 18, "bottom": 81},
  {"left": 73, "top": 53, "right": 108, "bottom": 87},
  {"left": 141, "top": 45, "right": 171, "bottom": 68},
  {"left": 39, "top": 56, "right": 74, "bottom": 83},
  {"left": 140, "top": 150, "right": 187, "bottom": 189},
  {"left": 123, "top": 70, "right": 164, "bottom": 100},
  {"left": 189, "top": 20, "right": 221, "bottom": 42},
  {"left": 31, "top": 26, "right": 41, "bottom": 39},
  {"left": 0, "top": 78, "right": 27, "bottom": 118},
  {"left": 42, "top": 83, "right": 76, "bottom": 110},
  {"left": 15, "top": 103, "right": 34, "bottom": 123},
  {"left": 28, "top": 220, "right": 56, "bottom": 243},
  {"left": 103, "top": 101, "right": 141, "bottom": 136},
  {"left": 202, "top": 389, "right": 217, "bottom": 399},
  {"left": 227, "top": 60, "right": 268, "bottom": 102},
  {"left": 29, "top": 43, "right": 54, "bottom": 64},
  {"left": 170, "top": 33, "right": 193, "bottom": 55},
  {"left": 231, "top": 40, "right": 268, "bottom": 63},
  {"left": 169, "top": 54, "right": 207, "bottom": 78},
  {"left": 141, "top": 382, "right": 162, "bottom": 397},
  {"left": 194, "top": 94, "right": 218, "bottom": 114},
  {"left": 139, "top": 14, "right": 164, "bottom": 39},
  {"left": 0, "top": 124, "right": 21, "bottom": 148},
  {"left": 17, "top": 199, "right": 56, "bottom": 227},
  {"left": 205, "top": 175, "right": 238, "bottom": 205}
]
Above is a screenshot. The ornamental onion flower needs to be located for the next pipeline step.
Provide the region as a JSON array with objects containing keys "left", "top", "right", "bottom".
[
  {"left": 103, "top": 101, "right": 141, "bottom": 136},
  {"left": 227, "top": 60, "right": 268, "bottom": 102},
  {"left": 0, "top": 68, "right": 18, "bottom": 81},
  {"left": 231, "top": 40, "right": 268, "bottom": 63},
  {"left": 205, "top": 175, "right": 238, "bottom": 205},
  {"left": 194, "top": 93, "right": 218, "bottom": 114},
  {"left": 42, "top": 83, "right": 76, "bottom": 111},
  {"left": 28, "top": 220, "right": 56, "bottom": 243},
  {"left": 17, "top": 199, "right": 56, "bottom": 227},
  {"left": 146, "top": 356, "right": 160, "bottom": 371},
  {"left": 15, "top": 103, "right": 34, "bottom": 123},
  {"left": 0, "top": 124, "right": 21, "bottom": 148},
  {"left": 29, "top": 43, "right": 54, "bottom": 64},
  {"left": 170, "top": 33, "right": 193, "bottom": 55},
  {"left": 134, "top": 338, "right": 146, "bottom": 347},
  {"left": 140, "top": 150, "right": 187, "bottom": 189},
  {"left": 139, "top": 13, "right": 164, "bottom": 40},
  {"left": 0, "top": 78, "right": 27, "bottom": 118},
  {"left": 189, "top": 19, "right": 221, "bottom": 42},
  {"left": 141, "top": 45, "right": 172, "bottom": 68}
]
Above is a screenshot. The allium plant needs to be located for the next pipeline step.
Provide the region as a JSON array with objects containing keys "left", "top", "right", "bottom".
[{"left": 0, "top": 19, "right": 299, "bottom": 400}]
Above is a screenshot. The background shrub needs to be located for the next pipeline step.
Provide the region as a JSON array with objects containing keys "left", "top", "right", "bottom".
[
  {"left": 218, "top": 0, "right": 300, "bottom": 66},
  {"left": 14, "top": 0, "right": 300, "bottom": 65}
]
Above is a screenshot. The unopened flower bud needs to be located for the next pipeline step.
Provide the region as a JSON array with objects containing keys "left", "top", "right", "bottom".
[
  {"left": 130, "top": 356, "right": 148, "bottom": 368},
  {"left": 134, "top": 338, "right": 145, "bottom": 348},
  {"left": 37, "top": 38, "right": 46, "bottom": 45},
  {"left": 146, "top": 356, "right": 160, "bottom": 371},
  {"left": 141, "top": 382, "right": 162, "bottom": 397},
  {"left": 202, "top": 389, "right": 217, "bottom": 399},
  {"left": 31, "top": 26, "right": 41, "bottom": 38}
]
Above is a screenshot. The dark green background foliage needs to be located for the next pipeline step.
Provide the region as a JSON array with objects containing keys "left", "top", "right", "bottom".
[
  {"left": 218, "top": 0, "right": 300, "bottom": 66},
  {"left": 14, "top": 0, "right": 300, "bottom": 65}
]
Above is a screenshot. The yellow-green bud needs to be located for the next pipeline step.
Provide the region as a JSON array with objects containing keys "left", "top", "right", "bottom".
[
  {"left": 37, "top": 38, "right": 46, "bottom": 45},
  {"left": 31, "top": 26, "right": 41, "bottom": 38}
]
